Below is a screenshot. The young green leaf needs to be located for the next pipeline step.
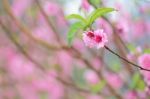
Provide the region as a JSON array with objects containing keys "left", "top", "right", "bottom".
[
  {"left": 88, "top": 0, "right": 101, "bottom": 8},
  {"left": 66, "top": 14, "right": 87, "bottom": 23},
  {"left": 67, "top": 22, "right": 83, "bottom": 45},
  {"left": 87, "top": 8, "right": 116, "bottom": 25}
]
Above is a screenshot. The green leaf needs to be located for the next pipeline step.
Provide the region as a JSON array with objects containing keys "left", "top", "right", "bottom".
[
  {"left": 91, "top": 80, "right": 106, "bottom": 93},
  {"left": 66, "top": 14, "right": 87, "bottom": 23},
  {"left": 67, "top": 22, "right": 83, "bottom": 45},
  {"left": 87, "top": 8, "right": 116, "bottom": 25},
  {"left": 89, "top": 0, "right": 101, "bottom": 8},
  {"left": 130, "top": 73, "right": 146, "bottom": 91}
]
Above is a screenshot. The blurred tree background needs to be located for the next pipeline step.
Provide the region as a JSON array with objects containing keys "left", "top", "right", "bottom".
[{"left": 0, "top": 0, "right": 150, "bottom": 99}]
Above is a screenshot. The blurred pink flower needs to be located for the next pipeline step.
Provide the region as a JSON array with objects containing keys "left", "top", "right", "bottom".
[
  {"left": 84, "top": 70, "right": 99, "bottom": 84},
  {"left": 31, "top": 71, "right": 64, "bottom": 99},
  {"left": 139, "top": 5, "right": 150, "bottom": 14},
  {"left": 87, "top": 95, "right": 103, "bottom": 99},
  {"left": 115, "top": 18, "right": 130, "bottom": 41},
  {"left": 12, "top": 0, "right": 32, "bottom": 17},
  {"left": 105, "top": 73, "right": 123, "bottom": 89},
  {"left": 5, "top": 49, "right": 35, "bottom": 80},
  {"left": 73, "top": 39, "right": 86, "bottom": 53},
  {"left": 83, "top": 29, "right": 108, "bottom": 49},
  {"left": 138, "top": 54, "right": 150, "bottom": 70},
  {"left": 33, "top": 26, "right": 57, "bottom": 44},
  {"left": 146, "top": 21, "right": 150, "bottom": 34},
  {"left": 124, "top": 91, "right": 137, "bottom": 99},
  {"left": 138, "top": 54, "right": 150, "bottom": 84},
  {"left": 81, "top": 0, "right": 90, "bottom": 11},
  {"left": 91, "top": 58, "right": 102, "bottom": 70},
  {"left": 57, "top": 51, "right": 73, "bottom": 76},
  {"left": 17, "top": 84, "right": 38, "bottom": 99},
  {"left": 2, "top": 89, "right": 16, "bottom": 99},
  {"left": 43, "top": 1, "right": 60, "bottom": 16},
  {"left": 56, "top": 15, "right": 67, "bottom": 27},
  {"left": 96, "top": 18, "right": 113, "bottom": 36},
  {"left": 127, "top": 52, "right": 135, "bottom": 61},
  {"left": 131, "top": 20, "right": 146, "bottom": 39}
]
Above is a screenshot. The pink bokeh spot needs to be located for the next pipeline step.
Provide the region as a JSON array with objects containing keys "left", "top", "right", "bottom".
[
  {"left": 105, "top": 73, "right": 123, "bottom": 89},
  {"left": 84, "top": 70, "right": 100, "bottom": 84},
  {"left": 81, "top": 0, "right": 90, "bottom": 11},
  {"left": 124, "top": 91, "right": 137, "bottom": 99},
  {"left": 138, "top": 54, "right": 150, "bottom": 84}
]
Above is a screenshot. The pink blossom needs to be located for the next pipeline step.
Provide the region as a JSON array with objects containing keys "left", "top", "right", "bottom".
[
  {"left": 84, "top": 70, "right": 99, "bottom": 84},
  {"left": 32, "top": 26, "right": 57, "bottom": 44},
  {"left": 2, "top": 89, "right": 16, "bottom": 99},
  {"left": 131, "top": 20, "right": 146, "bottom": 39},
  {"left": 91, "top": 58, "right": 102, "bottom": 70},
  {"left": 138, "top": 54, "right": 150, "bottom": 84},
  {"left": 146, "top": 21, "right": 150, "bottom": 35},
  {"left": 12, "top": 0, "right": 32, "bottom": 17},
  {"left": 43, "top": 1, "right": 60, "bottom": 16},
  {"left": 115, "top": 18, "right": 130, "bottom": 41},
  {"left": 82, "top": 29, "right": 108, "bottom": 49},
  {"left": 87, "top": 95, "right": 103, "bottom": 99},
  {"left": 127, "top": 52, "right": 135, "bottom": 61},
  {"left": 56, "top": 51, "right": 73, "bottom": 76},
  {"left": 105, "top": 73, "right": 123, "bottom": 89},
  {"left": 96, "top": 18, "right": 113, "bottom": 36},
  {"left": 17, "top": 84, "right": 38, "bottom": 99},
  {"left": 81, "top": 0, "right": 90, "bottom": 11},
  {"left": 124, "top": 91, "right": 137, "bottom": 99},
  {"left": 73, "top": 39, "right": 86, "bottom": 53}
]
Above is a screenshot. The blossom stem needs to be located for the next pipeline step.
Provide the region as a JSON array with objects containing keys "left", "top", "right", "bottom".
[{"left": 104, "top": 45, "right": 150, "bottom": 72}]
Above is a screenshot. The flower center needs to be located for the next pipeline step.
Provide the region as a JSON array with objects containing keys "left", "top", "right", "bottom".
[
  {"left": 95, "top": 35, "right": 102, "bottom": 43},
  {"left": 87, "top": 31, "right": 94, "bottom": 38}
]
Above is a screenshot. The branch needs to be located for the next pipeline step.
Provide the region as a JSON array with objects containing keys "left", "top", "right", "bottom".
[{"left": 104, "top": 45, "right": 150, "bottom": 72}]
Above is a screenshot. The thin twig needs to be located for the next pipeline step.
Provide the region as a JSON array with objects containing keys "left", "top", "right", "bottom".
[{"left": 104, "top": 45, "right": 150, "bottom": 72}]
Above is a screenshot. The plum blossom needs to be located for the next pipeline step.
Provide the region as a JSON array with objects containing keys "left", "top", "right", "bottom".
[{"left": 82, "top": 29, "right": 108, "bottom": 49}]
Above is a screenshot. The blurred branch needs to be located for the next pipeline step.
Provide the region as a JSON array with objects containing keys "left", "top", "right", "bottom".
[
  {"left": 105, "top": 45, "right": 150, "bottom": 71},
  {"left": 2, "top": 0, "right": 61, "bottom": 50},
  {"left": 0, "top": 19, "right": 46, "bottom": 72},
  {"left": 35, "top": 0, "right": 62, "bottom": 43}
]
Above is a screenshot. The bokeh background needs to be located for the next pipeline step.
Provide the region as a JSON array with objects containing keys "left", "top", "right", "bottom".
[{"left": 0, "top": 0, "right": 150, "bottom": 99}]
